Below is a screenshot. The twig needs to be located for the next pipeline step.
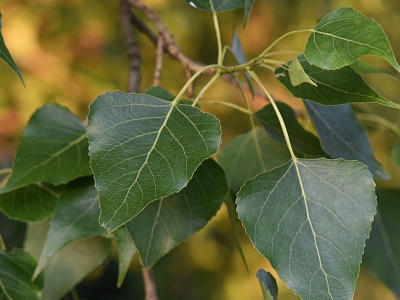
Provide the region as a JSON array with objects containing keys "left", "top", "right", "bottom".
[
  {"left": 141, "top": 268, "right": 158, "bottom": 300},
  {"left": 153, "top": 34, "right": 164, "bottom": 86}
]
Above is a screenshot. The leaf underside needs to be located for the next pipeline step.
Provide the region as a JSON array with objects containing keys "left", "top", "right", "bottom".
[{"left": 256, "top": 269, "right": 278, "bottom": 300}]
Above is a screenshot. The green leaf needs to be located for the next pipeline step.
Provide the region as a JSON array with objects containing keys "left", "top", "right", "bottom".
[
  {"left": 237, "top": 158, "right": 376, "bottom": 300},
  {"left": 350, "top": 60, "right": 398, "bottom": 79},
  {"left": 0, "top": 183, "right": 63, "bottom": 222},
  {"left": 275, "top": 55, "right": 400, "bottom": 108},
  {"left": 254, "top": 102, "right": 326, "bottom": 157},
  {"left": 42, "top": 236, "right": 111, "bottom": 300},
  {"left": 33, "top": 178, "right": 104, "bottom": 279},
  {"left": 232, "top": 32, "right": 254, "bottom": 97},
  {"left": 0, "top": 248, "right": 44, "bottom": 300},
  {"left": 185, "top": 0, "right": 246, "bottom": 13},
  {"left": 305, "top": 7, "right": 400, "bottom": 72},
  {"left": 87, "top": 91, "right": 221, "bottom": 232},
  {"left": 244, "top": 0, "right": 255, "bottom": 26},
  {"left": 127, "top": 158, "right": 227, "bottom": 268},
  {"left": 0, "top": 13, "right": 25, "bottom": 86},
  {"left": 256, "top": 269, "right": 278, "bottom": 300},
  {"left": 363, "top": 189, "right": 400, "bottom": 298},
  {"left": 114, "top": 226, "right": 136, "bottom": 288},
  {"left": 218, "top": 127, "right": 290, "bottom": 193},
  {"left": 288, "top": 57, "right": 317, "bottom": 87},
  {"left": 145, "top": 86, "right": 175, "bottom": 102},
  {"left": 0, "top": 104, "right": 92, "bottom": 193},
  {"left": 304, "top": 101, "right": 388, "bottom": 179},
  {"left": 392, "top": 140, "right": 400, "bottom": 165}
]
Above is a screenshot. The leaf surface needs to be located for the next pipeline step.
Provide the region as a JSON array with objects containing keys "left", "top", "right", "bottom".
[
  {"left": 305, "top": 7, "right": 400, "bottom": 72},
  {"left": 256, "top": 269, "right": 278, "bottom": 300},
  {"left": 0, "top": 249, "right": 43, "bottom": 300},
  {"left": 275, "top": 55, "right": 400, "bottom": 108},
  {"left": 88, "top": 91, "right": 221, "bottom": 232},
  {"left": 363, "top": 189, "right": 400, "bottom": 298},
  {"left": 0, "top": 104, "right": 92, "bottom": 193},
  {"left": 185, "top": 0, "right": 245, "bottom": 13},
  {"left": 237, "top": 158, "right": 376, "bottom": 300},
  {"left": 289, "top": 57, "right": 317, "bottom": 87},
  {"left": 127, "top": 159, "right": 227, "bottom": 268},
  {"left": 304, "top": 101, "right": 388, "bottom": 179},
  {"left": 114, "top": 226, "right": 136, "bottom": 288},
  {"left": 218, "top": 127, "right": 290, "bottom": 193}
]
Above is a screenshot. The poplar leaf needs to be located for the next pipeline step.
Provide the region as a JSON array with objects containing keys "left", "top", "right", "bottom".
[
  {"left": 114, "top": 226, "right": 136, "bottom": 288},
  {"left": 256, "top": 269, "right": 278, "bottom": 300},
  {"left": 289, "top": 57, "right": 317, "bottom": 86}
]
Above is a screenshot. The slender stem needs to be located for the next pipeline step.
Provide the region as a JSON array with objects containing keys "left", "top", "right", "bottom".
[
  {"left": 248, "top": 70, "right": 296, "bottom": 159},
  {"left": 231, "top": 75, "right": 256, "bottom": 129},
  {"left": 0, "top": 168, "right": 11, "bottom": 175},
  {"left": 142, "top": 268, "right": 158, "bottom": 300},
  {"left": 153, "top": 34, "right": 164, "bottom": 86},
  {"left": 192, "top": 73, "right": 221, "bottom": 107},
  {"left": 198, "top": 100, "right": 253, "bottom": 115},
  {"left": 263, "top": 50, "right": 302, "bottom": 57},
  {"left": 210, "top": 1, "right": 223, "bottom": 65},
  {"left": 356, "top": 113, "right": 400, "bottom": 136}
]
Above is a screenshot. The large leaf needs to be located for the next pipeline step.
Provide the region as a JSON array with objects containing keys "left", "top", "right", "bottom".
[
  {"left": 218, "top": 127, "right": 290, "bottom": 193},
  {"left": 305, "top": 7, "right": 400, "bottom": 72},
  {"left": 256, "top": 269, "right": 278, "bottom": 300},
  {"left": 0, "top": 249, "right": 44, "bottom": 300},
  {"left": 363, "top": 189, "right": 400, "bottom": 298},
  {"left": 0, "top": 104, "right": 92, "bottom": 193},
  {"left": 304, "top": 101, "right": 388, "bottom": 179},
  {"left": 33, "top": 178, "right": 104, "bottom": 279},
  {"left": 0, "top": 13, "right": 25, "bottom": 86},
  {"left": 127, "top": 158, "right": 227, "bottom": 268},
  {"left": 87, "top": 91, "right": 221, "bottom": 232},
  {"left": 237, "top": 158, "right": 376, "bottom": 300},
  {"left": 114, "top": 226, "right": 136, "bottom": 288},
  {"left": 0, "top": 183, "right": 63, "bottom": 222},
  {"left": 254, "top": 102, "right": 326, "bottom": 157},
  {"left": 275, "top": 55, "right": 400, "bottom": 108}
]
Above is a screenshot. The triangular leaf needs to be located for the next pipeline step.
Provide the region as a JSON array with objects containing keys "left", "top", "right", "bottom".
[
  {"left": 305, "top": 7, "right": 400, "bottom": 72},
  {"left": 256, "top": 269, "right": 278, "bottom": 300},
  {"left": 304, "top": 101, "right": 388, "bottom": 179},
  {"left": 275, "top": 55, "right": 400, "bottom": 108},
  {"left": 87, "top": 91, "right": 221, "bottom": 232},
  {"left": 218, "top": 127, "right": 290, "bottom": 193},
  {"left": 127, "top": 158, "right": 227, "bottom": 268},
  {"left": 254, "top": 102, "right": 326, "bottom": 157},
  {"left": 0, "top": 104, "right": 92, "bottom": 193},
  {"left": 237, "top": 158, "right": 376, "bottom": 300},
  {"left": 363, "top": 189, "right": 400, "bottom": 298},
  {"left": 288, "top": 57, "right": 317, "bottom": 86},
  {"left": 114, "top": 226, "right": 137, "bottom": 288}
]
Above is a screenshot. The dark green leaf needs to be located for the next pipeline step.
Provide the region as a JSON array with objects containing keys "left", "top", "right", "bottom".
[
  {"left": 237, "top": 158, "right": 376, "bottom": 300},
  {"left": 0, "top": 249, "right": 43, "bottom": 300},
  {"left": 350, "top": 60, "right": 397, "bottom": 79},
  {"left": 114, "top": 226, "right": 136, "bottom": 288},
  {"left": 363, "top": 189, "right": 400, "bottom": 298},
  {"left": 305, "top": 7, "right": 400, "bottom": 72},
  {"left": 185, "top": 0, "right": 245, "bottom": 13},
  {"left": 0, "top": 183, "right": 62, "bottom": 222},
  {"left": 254, "top": 102, "right": 326, "bottom": 157},
  {"left": 127, "top": 159, "right": 227, "bottom": 268},
  {"left": 0, "top": 13, "right": 25, "bottom": 86},
  {"left": 256, "top": 269, "right": 278, "bottom": 300},
  {"left": 275, "top": 55, "right": 400, "bottom": 108},
  {"left": 218, "top": 127, "right": 290, "bottom": 193},
  {"left": 145, "top": 86, "right": 175, "bottom": 102},
  {"left": 88, "top": 92, "right": 221, "bottom": 232},
  {"left": 392, "top": 140, "right": 400, "bottom": 165},
  {"left": 304, "top": 101, "right": 388, "bottom": 179},
  {"left": 33, "top": 178, "right": 104, "bottom": 279},
  {"left": 0, "top": 104, "right": 92, "bottom": 193}
]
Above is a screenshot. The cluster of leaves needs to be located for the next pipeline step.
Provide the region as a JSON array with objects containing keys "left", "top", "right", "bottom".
[{"left": 0, "top": 1, "right": 400, "bottom": 300}]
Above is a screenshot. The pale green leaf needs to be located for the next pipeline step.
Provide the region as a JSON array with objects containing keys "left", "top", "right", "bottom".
[
  {"left": 289, "top": 57, "right": 317, "bottom": 86},
  {"left": 256, "top": 269, "right": 278, "bottom": 300},
  {"left": 114, "top": 226, "right": 136, "bottom": 288},
  {"left": 0, "top": 104, "right": 92, "bottom": 193},
  {"left": 0, "top": 249, "right": 43, "bottom": 300},
  {"left": 218, "top": 127, "right": 290, "bottom": 193},
  {"left": 305, "top": 7, "right": 400, "bottom": 72},
  {"left": 33, "top": 178, "right": 104, "bottom": 279},
  {"left": 275, "top": 55, "right": 400, "bottom": 108},
  {"left": 127, "top": 158, "right": 227, "bottom": 268},
  {"left": 237, "top": 158, "right": 376, "bottom": 300},
  {"left": 87, "top": 91, "right": 221, "bottom": 232}
]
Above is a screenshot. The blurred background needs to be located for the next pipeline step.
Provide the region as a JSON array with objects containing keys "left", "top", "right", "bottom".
[{"left": 0, "top": 0, "right": 400, "bottom": 299}]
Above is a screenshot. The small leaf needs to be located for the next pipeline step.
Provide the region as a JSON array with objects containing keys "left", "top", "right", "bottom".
[
  {"left": 33, "top": 178, "right": 105, "bottom": 279},
  {"left": 42, "top": 236, "right": 111, "bottom": 300},
  {"left": 0, "top": 183, "right": 63, "bottom": 221},
  {"left": 218, "top": 127, "right": 290, "bottom": 193},
  {"left": 304, "top": 101, "right": 388, "bottom": 179},
  {"left": 88, "top": 91, "right": 221, "bottom": 232},
  {"left": 0, "top": 104, "right": 92, "bottom": 193},
  {"left": 350, "top": 60, "right": 397, "bottom": 79},
  {"left": 275, "top": 55, "right": 400, "bottom": 109},
  {"left": 305, "top": 7, "right": 400, "bottom": 72},
  {"left": 232, "top": 32, "right": 254, "bottom": 97},
  {"left": 363, "top": 189, "right": 400, "bottom": 298},
  {"left": 392, "top": 140, "right": 400, "bottom": 165},
  {"left": 127, "top": 158, "right": 227, "bottom": 268},
  {"left": 114, "top": 226, "right": 136, "bottom": 288},
  {"left": 256, "top": 269, "right": 278, "bottom": 300},
  {"left": 0, "top": 13, "right": 25, "bottom": 86},
  {"left": 237, "top": 158, "right": 376, "bottom": 300},
  {"left": 0, "top": 248, "right": 44, "bottom": 300},
  {"left": 185, "top": 0, "right": 246, "bottom": 13},
  {"left": 288, "top": 57, "right": 317, "bottom": 86},
  {"left": 254, "top": 102, "right": 326, "bottom": 157}
]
